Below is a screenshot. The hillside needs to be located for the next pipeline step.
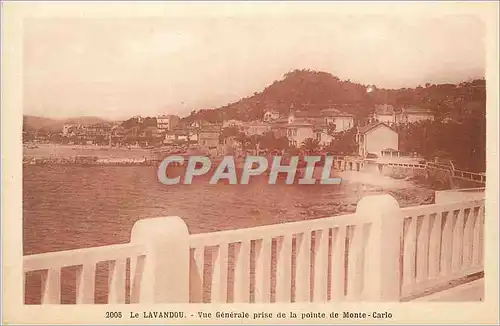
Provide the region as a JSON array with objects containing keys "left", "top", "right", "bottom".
[
  {"left": 23, "top": 116, "right": 110, "bottom": 132},
  {"left": 184, "top": 69, "right": 486, "bottom": 123}
]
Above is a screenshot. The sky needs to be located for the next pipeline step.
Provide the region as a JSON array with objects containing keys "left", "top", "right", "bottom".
[{"left": 23, "top": 14, "right": 485, "bottom": 120}]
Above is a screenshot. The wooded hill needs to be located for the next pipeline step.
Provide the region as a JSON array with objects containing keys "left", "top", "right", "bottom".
[
  {"left": 184, "top": 69, "right": 485, "bottom": 123},
  {"left": 23, "top": 116, "right": 109, "bottom": 133}
]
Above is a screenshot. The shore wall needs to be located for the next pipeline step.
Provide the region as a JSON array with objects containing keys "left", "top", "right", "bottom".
[
  {"left": 435, "top": 188, "right": 485, "bottom": 204},
  {"left": 23, "top": 156, "right": 162, "bottom": 166}
]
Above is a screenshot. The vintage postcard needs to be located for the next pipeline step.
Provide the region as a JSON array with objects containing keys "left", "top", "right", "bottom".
[{"left": 2, "top": 1, "right": 499, "bottom": 324}]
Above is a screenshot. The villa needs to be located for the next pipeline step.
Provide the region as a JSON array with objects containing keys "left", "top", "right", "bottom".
[{"left": 356, "top": 121, "right": 399, "bottom": 158}]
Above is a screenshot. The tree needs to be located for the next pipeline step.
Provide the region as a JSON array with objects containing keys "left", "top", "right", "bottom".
[
  {"left": 247, "top": 135, "right": 260, "bottom": 150},
  {"left": 257, "top": 131, "right": 277, "bottom": 150},
  {"left": 301, "top": 138, "right": 320, "bottom": 154},
  {"left": 235, "top": 132, "right": 249, "bottom": 152},
  {"left": 396, "top": 119, "right": 485, "bottom": 172},
  {"left": 121, "top": 117, "right": 141, "bottom": 129},
  {"left": 220, "top": 126, "right": 240, "bottom": 139},
  {"left": 255, "top": 131, "right": 290, "bottom": 153},
  {"left": 142, "top": 117, "right": 157, "bottom": 127},
  {"left": 274, "top": 136, "right": 290, "bottom": 152},
  {"left": 325, "top": 128, "right": 357, "bottom": 155},
  {"left": 326, "top": 123, "right": 337, "bottom": 135}
]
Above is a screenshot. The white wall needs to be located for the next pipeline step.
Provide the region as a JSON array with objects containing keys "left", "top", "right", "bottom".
[
  {"left": 335, "top": 117, "right": 354, "bottom": 131},
  {"left": 323, "top": 117, "right": 354, "bottom": 132},
  {"left": 263, "top": 111, "right": 280, "bottom": 122},
  {"left": 317, "top": 132, "right": 334, "bottom": 146},
  {"left": 365, "top": 126, "right": 399, "bottom": 157},
  {"left": 246, "top": 125, "right": 271, "bottom": 136},
  {"left": 288, "top": 126, "right": 314, "bottom": 147},
  {"left": 435, "top": 189, "right": 484, "bottom": 204},
  {"left": 189, "top": 133, "right": 198, "bottom": 142}
]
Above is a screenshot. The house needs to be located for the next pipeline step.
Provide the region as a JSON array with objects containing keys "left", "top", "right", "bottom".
[
  {"left": 138, "top": 126, "right": 161, "bottom": 138},
  {"left": 222, "top": 119, "right": 244, "bottom": 128},
  {"left": 80, "top": 123, "right": 112, "bottom": 144},
  {"left": 62, "top": 124, "right": 74, "bottom": 137},
  {"left": 380, "top": 148, "right": 402, "bottom": 158},
  {"left": 270, "top": 123, "right": 288, "bottom": 139},
  {"left": 283, "top": 108, "right": 355, "bottom": 147},
  {"left": 110, "top": 125, "right": 126, "bottom": 145},
  {"left": 288, "top": 108, "right": 355, "bottom": 133},
  {"left": 319, "top": 109, "right": 355, "bottom": 132},
  {"left": 198, "top": 126, "right": 221, "bottom": 149},
  {"left": 286, "top": 120, "right": 315, "bottom": 148},
  {"left": 188, "top": 130, "right": 199, "bottom": 142},
  {"left": 242, "top": 121, "right": 272, "bottom": 136},
  {"left": 372, "top": 104, "right": 435, "bottom": 125},
  {"left": 263, "top": 110, "right": 280, "bottom": 122},
  {"left": 372, "top": 104, "right": 396, "bottom": 125},
  {"left": 157, "top": 114, "right": 180, "bottom": 131},
  {"left": 137, "top": 126, "right": 162, "bottom": 146},
  {"left": 313, "top": 127, "right": 335, "bottom": 146},
  {"left": 395, "top": 106, "right": 435, "bottom": 124},
  {"left": 356, "top": 121, "right": 399, "bottom": 158},
  {"left": 164, "top": 129, "right": 190, "bottom": 145}
]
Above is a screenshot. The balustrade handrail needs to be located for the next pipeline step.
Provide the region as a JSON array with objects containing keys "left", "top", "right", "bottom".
[
  {"left": 382, "top": 159, "right": 485, "bottom": 182},
  {"left": 400, "top": 198, "right": 485, "bottom": 215},
  {"left": 24, "top": 199, "right": 485, "bottom": 272},
  {"left": 23, "top": 242, "right": 147, "bottom": 272},
  {"left": 189, "top": 213, "right": 359, "bottom": 248},
  {"left": 436, "top": 187, "right": 485, "bottom": 193}
]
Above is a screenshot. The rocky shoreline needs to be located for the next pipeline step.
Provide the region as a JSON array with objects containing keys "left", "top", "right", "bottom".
[{"left": 293, "top": 184, "right": 435, "bottom": 218}]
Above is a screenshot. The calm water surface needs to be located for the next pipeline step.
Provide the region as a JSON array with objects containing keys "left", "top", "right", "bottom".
[
  {"left": 23, "top": 165, "right": 434, "bottom": 304},
  {"left": 23, "top": 165, "right": 433, "bottom": 255}
]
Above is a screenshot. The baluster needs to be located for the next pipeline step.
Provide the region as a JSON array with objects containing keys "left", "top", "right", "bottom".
[
  {"left": 275, "top": 235, "right": 292, "bottom": 302},
  {"left": 129, "top": 255, "right": 146, "bottom": 303},
  {"left": 403, "top": 217, "right": 417, "bottom": 286},
  {"left": 471, "top": 206, "right": 482, "bottom": 266},
  {"left": 254, "top": 237, "right": 272, "bottom": 303},
  {"left": 108, "top": 259, "right": 126, "bottom": 303},
  {"left": 234, "top": 241, "right": 251, "bottom": 303},
  {"left": 462, "top": 209, "right": 474, "bottom": 268},
  {"left": 313, "top": 229, "right": 329, "bottom": 302},
  {"left": 416, "top": 215, "right": 430, "bottom": 283},
  {"left": 428, "top": 213, "right": 442, "bottom": 279},
  {"left": 211, "top": 243, "right": 229, "bottom": 303},
  {"left": 346, "top": 225, "right": 363, "bottom": 300},
  {"left": 295, "top": 232, "right": 311, "bottom": 302},
  {"left": 41, "top": 268, "right": 61, "bottom": 304},
  {"left": 76, "top": 263, "right": 96, "bottom": 304},
  {"left": 477, "top": 207, "right": 484, "bottom": 265},
  {"left": 440, "top": 211, "right": 453, "bottom": 275},
  {"left": 330, "top": 226, "right": 346, "bottom": 301},
  {"left": 190, "top": 247, "right": 205, "bottom": 303},
  {"left": 451, "top": 209, "right": 465, "bottom": 271}
]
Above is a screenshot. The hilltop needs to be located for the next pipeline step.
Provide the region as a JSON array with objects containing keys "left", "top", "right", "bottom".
[
  {"left": 184, "top": 69, "right": 486, "bottom": 123},
  {"left": 23, "top": 116, "right": 110, "bottom": 132},
  {"left": 23, "top": 69, "right": 486, "bottom": 130}
]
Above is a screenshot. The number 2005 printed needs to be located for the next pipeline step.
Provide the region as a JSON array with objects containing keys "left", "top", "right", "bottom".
[{"left": 105, "top": 312, "right": 122, "bottom": 318}]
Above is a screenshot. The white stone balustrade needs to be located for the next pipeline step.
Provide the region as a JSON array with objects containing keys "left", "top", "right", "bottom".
[{"left": 23, "top": 192, "right": 485, "bottom": 304}]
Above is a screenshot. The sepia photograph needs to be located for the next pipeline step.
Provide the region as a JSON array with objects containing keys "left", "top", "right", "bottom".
[{"left": 2, "top": 1, "right": 499, "bottom": 324}]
